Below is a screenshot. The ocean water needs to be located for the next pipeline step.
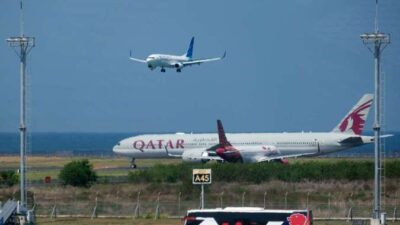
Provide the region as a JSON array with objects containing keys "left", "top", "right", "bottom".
[
  {"left": 0, "top": 132, "right": 399, "bottom": 157},
  {"left": 0, "top": 132, "right": 135, "bottom": 156}
]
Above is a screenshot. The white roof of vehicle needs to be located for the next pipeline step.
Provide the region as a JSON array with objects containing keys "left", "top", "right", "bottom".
[{"left": 188, "top": 207, "right": 308, "bottom": 213}]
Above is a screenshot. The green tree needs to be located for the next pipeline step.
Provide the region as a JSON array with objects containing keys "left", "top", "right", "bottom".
[
  {"left": 0, "top": 170, "right": 19, "bottom": 187},
  {"left": 59, "top": 159, "right": 97, "bottom": 187}
]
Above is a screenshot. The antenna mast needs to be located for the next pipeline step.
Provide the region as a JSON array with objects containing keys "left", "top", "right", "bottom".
[
  {"left": 6, "top": 0, "right": 35, "bottom": 209},
  {"left": 360, "top": 0, "right": 390, "bottom": 223}
]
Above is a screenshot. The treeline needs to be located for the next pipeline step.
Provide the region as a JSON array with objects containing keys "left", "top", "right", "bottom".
[{"left": 128, "top": 160, "right": 400, "bottom": 184}]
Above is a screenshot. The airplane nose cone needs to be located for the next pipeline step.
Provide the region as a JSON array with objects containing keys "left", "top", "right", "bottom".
[{"left": 112, "top": 145, "right": 122, "bottom": 154}]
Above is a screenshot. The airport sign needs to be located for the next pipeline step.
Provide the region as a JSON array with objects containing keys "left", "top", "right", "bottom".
[{"left": 192, "top": 169, "right": 212, "bottom": 184}]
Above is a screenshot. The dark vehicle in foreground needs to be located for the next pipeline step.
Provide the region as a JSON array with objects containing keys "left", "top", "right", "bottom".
[{"left": 183, "top": 207, "right": 313, "bottom": 225}]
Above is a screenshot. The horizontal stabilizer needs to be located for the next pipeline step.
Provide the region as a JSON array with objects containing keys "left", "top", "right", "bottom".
[
  {"left": 339, "top": 137, "right": 363, "bottom": 145},
  {"left": 340, "top": 134, "right": 393, "bottom": 145},
  {"left": 380, "top": 134, "right": 394, "bottom": 138}
]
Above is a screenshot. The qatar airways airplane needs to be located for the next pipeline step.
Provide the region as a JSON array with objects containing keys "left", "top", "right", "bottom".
[
  {"left": 129, "top": 37, "right": 226, "bottom": 72},
  {"left": 113, "top": 94, "right": 379, "bottom": 168}
]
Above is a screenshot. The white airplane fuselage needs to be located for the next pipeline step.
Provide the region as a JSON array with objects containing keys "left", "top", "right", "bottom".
[
  {"left": 146, "top": 54, "right": 189, "bottom": 70},
  {"left": 113, "top": 132, "right": 373, "bottom": 162},
  {"left": 114, "top": 94, "right": 375, "bottom": 165}
]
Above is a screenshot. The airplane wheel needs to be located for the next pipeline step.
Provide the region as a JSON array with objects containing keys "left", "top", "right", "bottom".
[
  {"left": 130, "top": 158, "right": 136, "bottom": 169},
  {"left": 161, "top": 68, "right": 166, "bottom": 72},
  {"left": 177, "top": 69, "right": 181, "bottom": 72}
]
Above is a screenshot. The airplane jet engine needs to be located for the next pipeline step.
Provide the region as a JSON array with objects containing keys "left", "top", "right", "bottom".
[
  {"left": 174, "top": 62, "right": 184, "bottom": 72},
  {"left": 174, "top": 62, "right": 183, "bottom": 68}
]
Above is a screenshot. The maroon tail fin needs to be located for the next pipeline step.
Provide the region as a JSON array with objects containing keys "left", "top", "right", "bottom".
[{"left": 217, "top": 120, "right": 231, "bottom": 147}]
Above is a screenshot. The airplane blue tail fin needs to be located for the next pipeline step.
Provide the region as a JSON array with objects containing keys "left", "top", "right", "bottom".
[{"left": 186, "top": 37, "right": 194, "bottom": 59}]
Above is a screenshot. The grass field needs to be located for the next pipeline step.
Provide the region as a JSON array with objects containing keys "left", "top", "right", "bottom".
[
  {"left": 0, "top": 155, "right": 182, "bottom": 169},
  {"left": 0, "top": 156, "right": 181, "bottom": 181},
  {"left": 2, "top": 156, "right": 364, "bottom": 182},
  {"left": 1, "top": 156, "right": 400, "bottom": 224}
]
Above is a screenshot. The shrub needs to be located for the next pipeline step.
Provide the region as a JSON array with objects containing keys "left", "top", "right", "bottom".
[
  {"left": 59, "top": 159, "right": 97, "bottom": 187},
  {"left": 386, "top": 160, "right": 400, "bottom": 178},
  {"left": 0, "top": 170, "right": 19, "bottom": 187},
  {"left": 127, "top": 159, "right": 400, "bottom": 184}
]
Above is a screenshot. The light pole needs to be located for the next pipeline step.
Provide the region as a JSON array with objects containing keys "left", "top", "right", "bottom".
[
  {"left": 6, "top": 0, "right": 35, "bottom": 209},
  {"left": 360, "top": 31, "right": 390, "bottom": 220},
  {"left": 360, "top": 0, "right": 390, "bottom": 220}
]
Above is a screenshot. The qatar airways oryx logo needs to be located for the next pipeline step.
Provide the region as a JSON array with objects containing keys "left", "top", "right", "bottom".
[
  {"left": 339, "top": 99, "right": 372, "bottom": 135},
  {"left": 133, "top": 139, "right": 184, "bottom": 151}
]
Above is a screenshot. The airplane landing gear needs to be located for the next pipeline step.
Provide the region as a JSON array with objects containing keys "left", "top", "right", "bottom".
[
  {"left": 161, "top": 68, "right": 166, "bottom": 72},
  {"left": 130, "top": 158, "right": 137, "bottom": 169},
  {"left": 176, "top": 68, "right": 181, "bottom": 72}
]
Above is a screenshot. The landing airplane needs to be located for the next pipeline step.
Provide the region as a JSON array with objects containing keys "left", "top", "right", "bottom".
[
  {"left": 129, "top": 37, "right": 226, "bottom": 72},
  {"left": 113, "top": 94, "right": 382, "bottom": 168}
]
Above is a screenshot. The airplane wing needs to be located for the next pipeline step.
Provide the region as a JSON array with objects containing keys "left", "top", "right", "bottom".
[
  {"left": 254, "top": 152, "right": 318, "bottom": 163},
  {"left": 129, "top": 50, "right": 147, "bottom": 63},
  {"left": 129, "top": 57, "right": 147, "bottom": 63},
  {"left": 182, "top": 51, "right": 226, "bottom": 66}
]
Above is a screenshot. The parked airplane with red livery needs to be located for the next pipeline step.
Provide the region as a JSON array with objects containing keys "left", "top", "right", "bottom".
[{"left": 113, "top": 94, "right": 381, "bottom": 168}]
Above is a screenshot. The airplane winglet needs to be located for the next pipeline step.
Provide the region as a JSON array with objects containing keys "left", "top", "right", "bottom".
[
  {"left": 129, "top": 51, "right": 147, "bottom": 63},
  {"left": 222, "top": 50, "right": 226, "bottom": 59},
  {"left": 164, "top": 146, "right": 181, "bottom": 158},
  {"left": 217, "top": 119, "right": 231, "bottom": 147}
]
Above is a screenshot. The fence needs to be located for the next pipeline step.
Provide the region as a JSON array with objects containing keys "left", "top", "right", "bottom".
[{"left": 28, "top": 191, "right": 399, "bottom": 221}]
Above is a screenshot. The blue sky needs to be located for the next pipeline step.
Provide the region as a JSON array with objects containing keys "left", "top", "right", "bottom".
[{"left": 0, "top": 0, "right": 399, "bottom": 133}]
